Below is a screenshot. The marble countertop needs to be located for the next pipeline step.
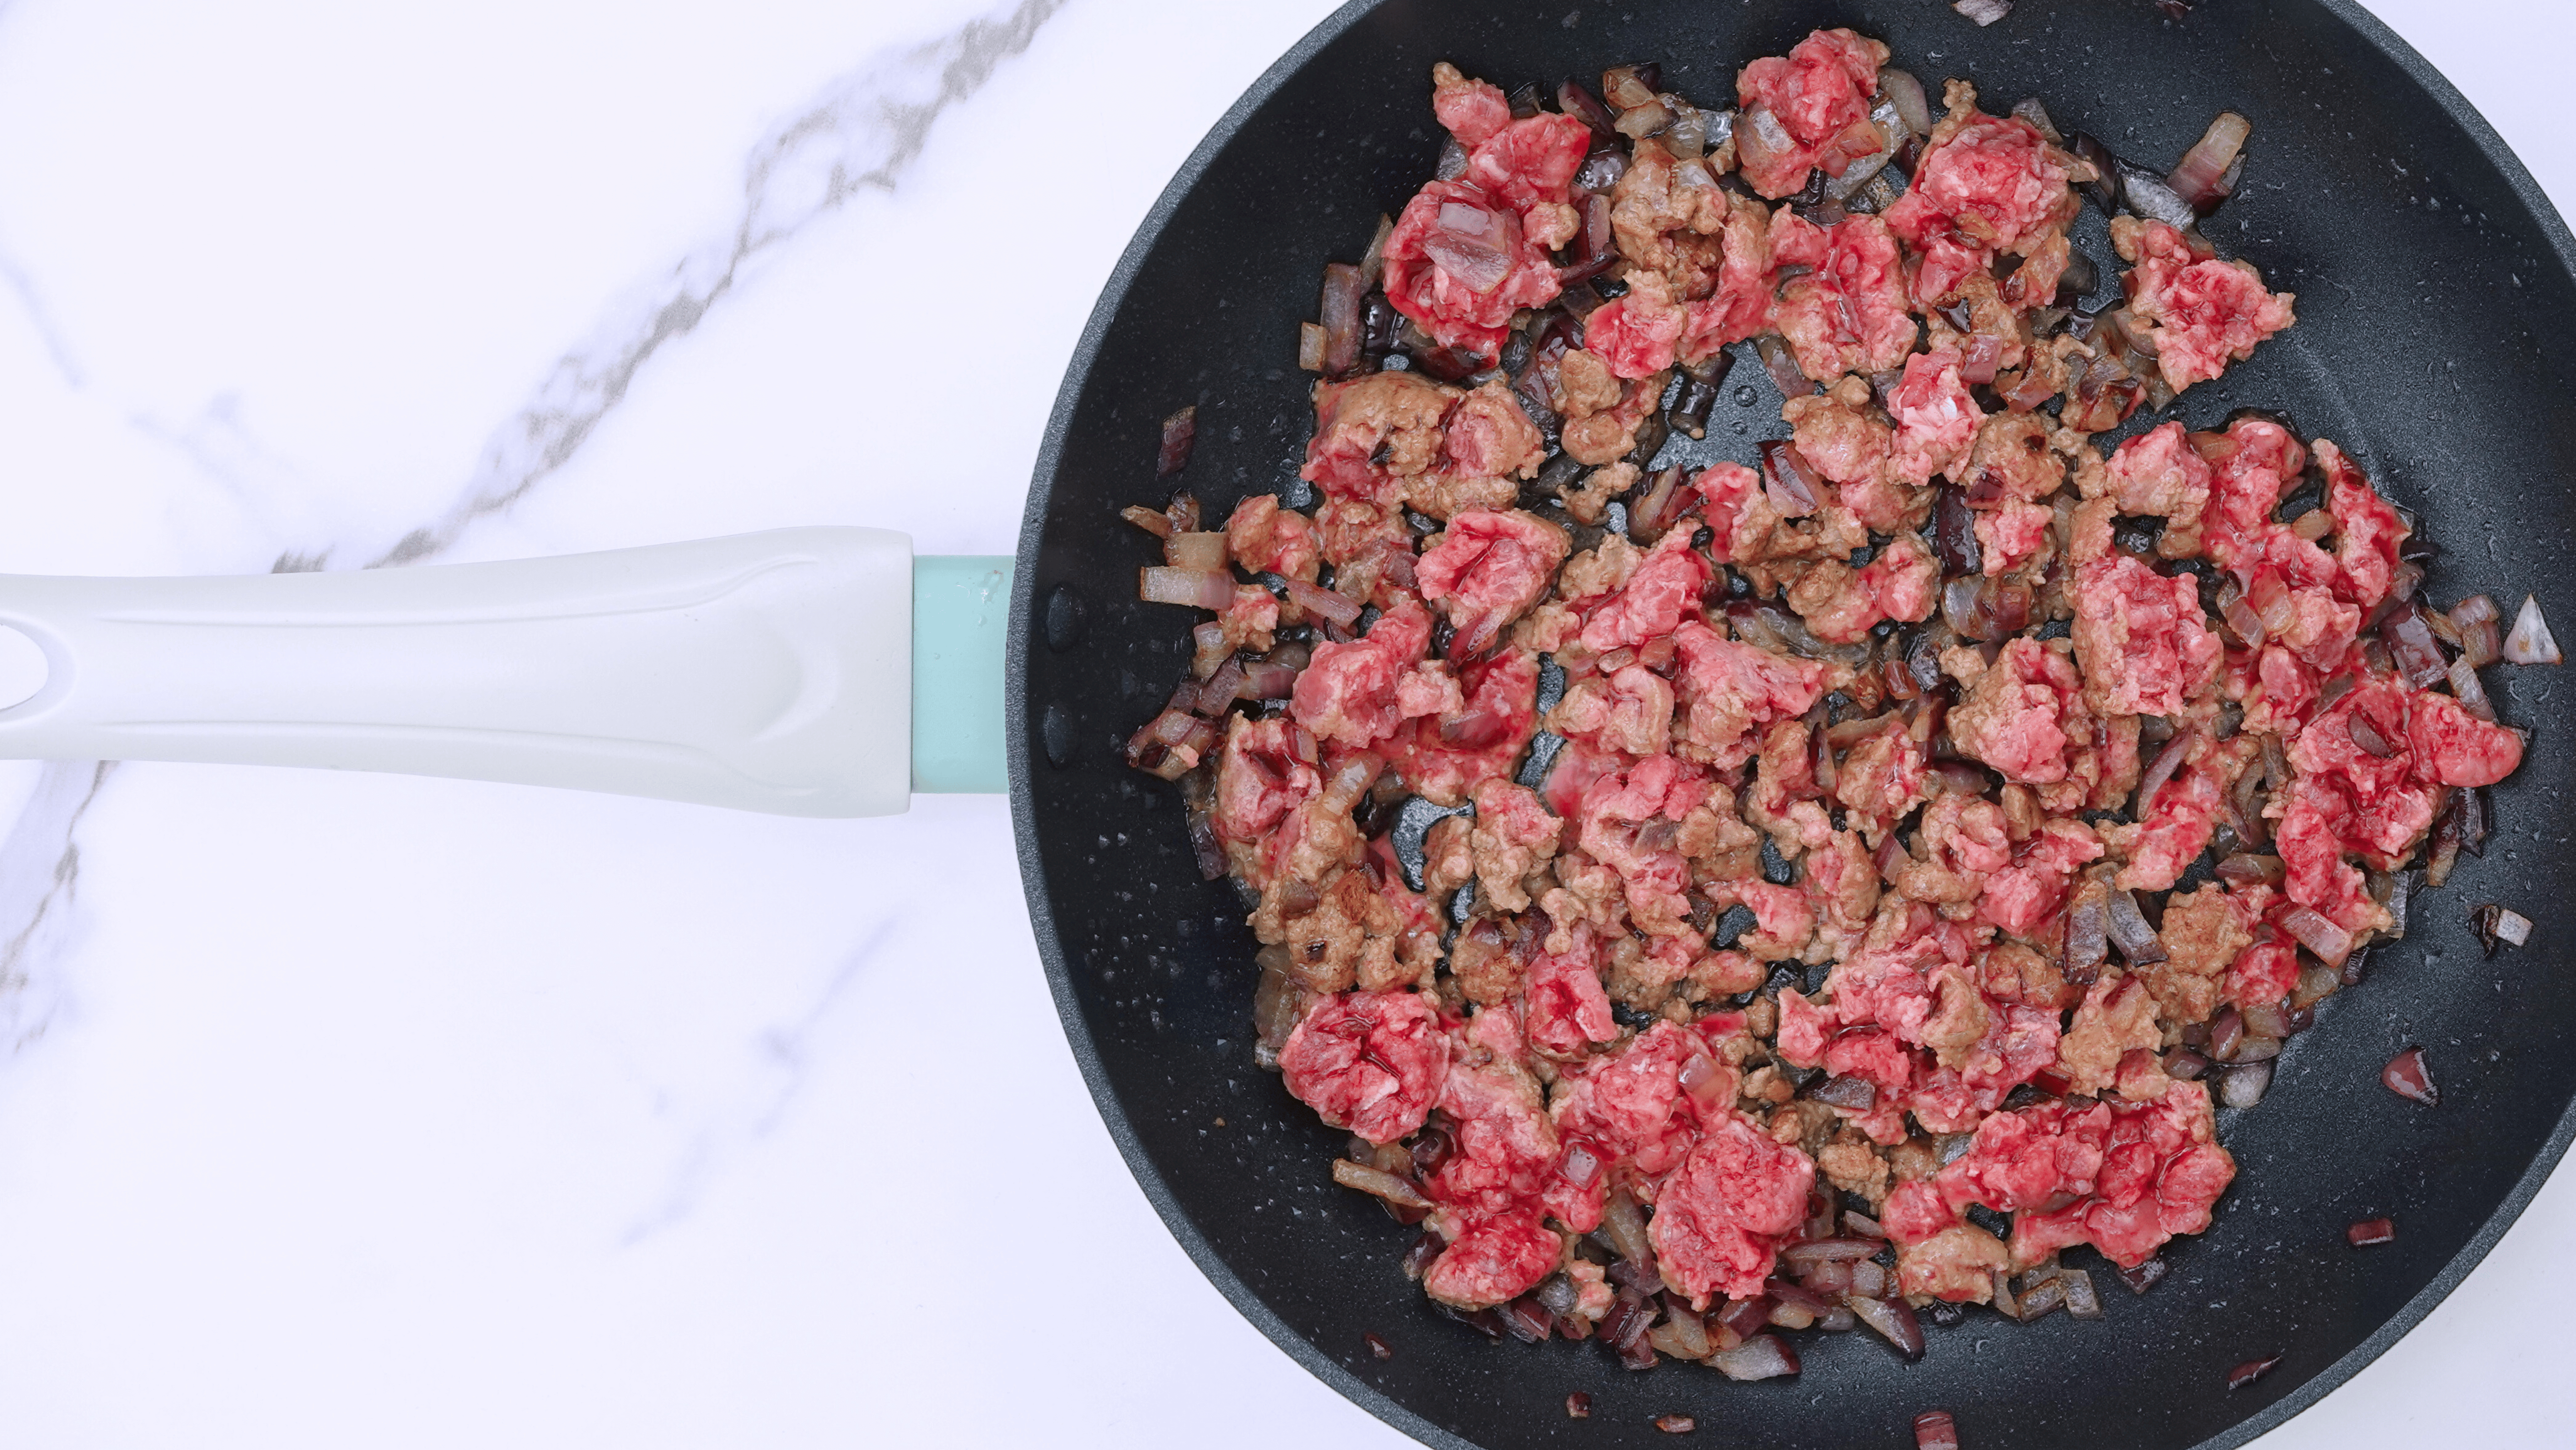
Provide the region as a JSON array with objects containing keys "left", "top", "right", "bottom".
[{"left": 0, "top": 1, "right": 2563, "bottom": 1445}]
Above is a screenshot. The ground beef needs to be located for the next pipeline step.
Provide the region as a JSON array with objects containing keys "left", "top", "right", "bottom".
[
  {"left": 2317, "top": 440, "right": 2406, "bottom": 609},
  {"left": 2141, "top": 882, "right": 2254, "bottom": 1025},
  {"left": 1226, "top": 493, "right": 1321, "bottom": 580},
  {"left": 1553, "top": 1020, "right": 1729, "bottom": 1177},
  {"left": 1734, "top": 28, "right": 1890, "bottom": 200},
  {"left": 2056, "top": 973, "right": 2162, "bottom": 1096},
  {"left": 1467, "top": 779, "right": 1562, "bottom": 913},
  {"left": 1961, "top": 411, "right": 2063, "bottom": 507},
  {"left": 2072, "top": 555, "right": 2222, "bottom": 717},
  {"left": 2112, "top": 218, "right": 2297, "bottom": 392},
  {"left": 2107, "top": 738, "right": 2229, "bottom": 892},
  {"left": 1650, "top": 1111, "right": 1817, "bottom": 1303},
  {"left": 1280, "top": 989, "right": 1449, "bottom": 1143},
  {"left": 1585, "top": 269, "right": 1688, "bottom": 379},
  {"left": 1422, "top": 1210, "right": 1560, "bottom": 1310},
  {"left": 1550, "top": 662, "right": 1675, "bottom": 757},
  {"left": 1948, "top": 638, "right": 2088, "bottom": 785},
  {"left": 1784, "top": 378, "right": 1913, "bottom": 530},
  {"left": 1291, "top": 600, "right": 1442, "bottom": 749},
  {"left": 1896, "top": 1223, "right": 2012, "bottom": 1303},
  {"left": 1581, "top": 527, "right": 1711, "bottom": 651},
  {"left": 1671, "top": 621, "right": 1835, "bottom": 770},
  {"left": 1419, "top": 508, "right": 1571, "bottom": 656},
  {"left": 1884, "top": 82, "right": 2082, "bottom": 306},
  {"left": 1561, "top": 365, "right": 1673, "bottom": 467},
  {"left": 1978, "top": 819, "right": 2101, "bottom": 939},
  {"left": 2105, "top": 421, "right": 2213, "bottom": 557},
  {"left": 1390, "top": 646, "right": 1540, "bottom": 806},
  {"left": 1773, "top": 215, "right": 1919, "bottom": 382},
  {"left": 1887, "top": 348, "right": 1983, "bottom": 486},
  {"left": 1972, "top": 500, "right": 2054, "bottom": 578}
]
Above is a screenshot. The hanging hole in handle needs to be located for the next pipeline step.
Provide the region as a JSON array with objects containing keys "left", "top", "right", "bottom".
[{"left": 0, "top": 626, "right": 48, "bottom": 710}]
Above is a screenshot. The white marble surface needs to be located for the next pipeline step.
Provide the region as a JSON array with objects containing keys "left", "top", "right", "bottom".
[{"left": 0, "top": 1, "right": 2563, "bottom": 1446}]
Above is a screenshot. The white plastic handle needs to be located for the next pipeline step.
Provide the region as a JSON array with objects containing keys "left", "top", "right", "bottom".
[{"left": 0, "top": 528, "right": 916, "bottom": 817}]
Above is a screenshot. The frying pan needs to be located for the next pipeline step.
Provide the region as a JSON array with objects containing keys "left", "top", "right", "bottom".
[
  {"left": 1006, "top": 1, "right": 2576, "bottom": 1447},
  {"left": 0, "top": 0, "right": 2557, "bottom": 1445}
]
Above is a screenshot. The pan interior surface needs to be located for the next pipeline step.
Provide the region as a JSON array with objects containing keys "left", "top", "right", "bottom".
[{"left": 1010, "top": 2, "right": 2576, "bottom": 1446}]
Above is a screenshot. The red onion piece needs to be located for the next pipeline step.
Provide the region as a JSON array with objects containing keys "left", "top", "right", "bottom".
[
  {"left": 1497, "top": 1295, "right": 1553, "bottom": 1344},
  {"left": 1781, "top": 1236, "right": 1884, "bottom": 1265},
  {"left": 1765, "top": 1277, "right": 1835, "bottom": 1315},
  {"left": 2227, "top": 1353, "right": 2285, "bottom": 1391},
  {"left": 1915, "top": 1410, "right": 1961, "bottom": 1450},
  {"left": 1959, "top": 334, "right": 2006, "bottom": 385},
  {"left": 1279, "top": 576, "right": 1363, "bottom": 628},
  {"left": 2506, "top": 593, "right": 2561, "bottom": 665},
  {"left": 1716, "top": 1294, "right": 1773, "bottom": 1340},
  {"left": 1811, "top": 1074, "right": 1878, "bottom": 1111},
  {"left": 1164, "top": 530, "right": 1229, "bottom": 571},
  {"left": 1122, "top": 503, "right": 1174, "bottom": 539},
  {"left": 1331, "top": 1157, "right": 1432, "bottom": 1210},
  {"left": 2215, "top": 854, "right": 2285, "bottom": 886},
  {"left": 1560, "top": 1140, "right": 1605, "bottom": 1188},
  {"left": 1319, "top": 263, "right": 1366, "bottom": 376},
  {"left": 2168, "top": 112, "right": 2251, "bottom": 212},
  {"left": 2136, "top": 730, "right": 2193, "bottom": 810},
  {"left": 2277, "top": 905, "right": 2354, "bottom": 966},
  {"left": 2117, "top": 1258, "right": 2168, "bottom": 1294},
  {"left": 1364, "top": 1330, "right": 1393, "bottom": 1359},
  {"left": 2346, "top": 712, "right": 2396, "bottom": 758},
  {"left": 1953, "top": 0, "right": 2013, "bottom": 25},
  {"left": 1565, "top": 1392, "right": 1593, "bottom": 1419},
  {"left": 1709, "top": 1333, "right": 1801, "bottom": 1381},
  {"left": 1558, "top": 81, "right": 1618, "bottom": 137},
  {"left": 2495, "top": 906, "right": 2533, "bottom": 948},
  {"left": 1140, "top": 566, "right": 1239, "bottom": 612},
  {"left": 1653, "top": 1414, "right": 1696, "bottom": 1434},
  {"left": 2106, "top": 889, "right": 2168, "bottom": 965},
  {"left": 2217, "top": 1059, "right": 2272, "bottom": 1109},
  {"left": 1756, "top": 335, "right": 1819, "bottom": 398},
  {"left": 1879, "top": 68, "right": 1932, "bottom": 137},
  {"left": 1196, "top": 658, "right": 1246, "bottom": 715},
  {"left": 1156, "top": 407, "right": 1198, "bottom": 477},
  {"left": 1238, "top": 660, "right": 1299, "bottom": 701},
  {"left": 2348, "top": 1217, "right": 2396, "bottom": 1247},
  {"left": 2447, "top": 656, "right": 2496, "bottom": 721},
  {"left": 2380, "top": 602, "right": 2448, "bottom": 688},
  {"left": 1932, "top": 486, "right": 1983, "bottom": 575},
  {"left": 1847, "top": 1295, "right": 1925, "bottom": 1359},
  {"left": 2383, "top": 1046, "right": 2438, "bottom": 1105}
]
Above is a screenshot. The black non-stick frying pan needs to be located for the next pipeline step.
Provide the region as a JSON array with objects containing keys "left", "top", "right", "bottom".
[{"left": 1008, "top": 2, "right": 2576, "bottom": 1446}]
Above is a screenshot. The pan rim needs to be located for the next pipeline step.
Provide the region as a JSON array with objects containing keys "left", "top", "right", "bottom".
[{"left": 1006, "top": 2, "right": 2576, "bottom": 1446}]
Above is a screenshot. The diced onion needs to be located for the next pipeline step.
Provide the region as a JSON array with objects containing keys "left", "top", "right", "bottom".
[
  {"left": 2277, "top": 904, "right": 2354, "bottom": 965},
  {"left": 1280, "top": 576, "right": 1363, "bottom": 628},
  {"left": 1953, "top": 0, "right": 2013, "bottom": 25},
  {"left": 2448, "top": 656, "right": 2496, "bottom": 721},
  {"left": 1164, "top": 532, "right": 1230, "bottom": 571},
  {"left": 2496, "top": 907, "right": 2534, "bottom": 948},
  {"left": 2506, "top": 593, "right": 2562, "bottom": 665},
  {"left": 1877, "top": 68, "right": 1932, "bottom": 138},
  {"left": 1140, "top": 566, "right": 1239, "bottom": 611},
  {"left": 1330, "top": 1157, "right": 1432, "bottom": 1210}
]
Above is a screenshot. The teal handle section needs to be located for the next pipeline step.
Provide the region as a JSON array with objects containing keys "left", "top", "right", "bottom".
[{"left": 910, "top": 555, "right": 1013, "bottom": 794}]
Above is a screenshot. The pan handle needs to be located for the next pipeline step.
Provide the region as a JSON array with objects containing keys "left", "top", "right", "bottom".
[{"left": 0, "top": 528, "right": 1008, "bottom": 817}]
